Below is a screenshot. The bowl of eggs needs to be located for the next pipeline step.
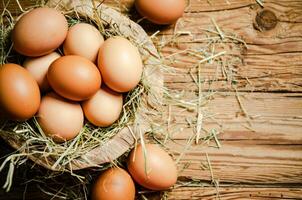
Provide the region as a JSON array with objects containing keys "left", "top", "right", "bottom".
[{"left": 0, "top": 0, "right": 164, "bottom": 172}]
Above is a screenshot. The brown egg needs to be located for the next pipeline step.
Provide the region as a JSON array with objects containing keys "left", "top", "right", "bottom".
[
  {"left": 37, "top": 92, "right": 83, "bottom": 142},
  {"left": 0, "top": 63, "right": 40, "bottom": 120},
  {"left": 128, "top": 144, "right": 177, "bottom": 190},
  {"left": 82, "top": 87, "right": 123, "bottom": 127},
  {"left": 12, "top": 7, "right": 68, "bottom": 57},
  {"left": 47, "top": 55, "right": 102, "bottom": 101},
  {"left": 98, "top": 36, "right": 143, "bottom": 93},
  {"left": 24, "top": 52, "right": 61, "bottom": 92},
  {"left": 92, "top": 168, "right": 135, "bottom": 200},
  {"left": 135, "top": 0, "right": 185, "bottom": 25},
  {"left": 63, "top": 23, "right": 104, "bottom": 62}
]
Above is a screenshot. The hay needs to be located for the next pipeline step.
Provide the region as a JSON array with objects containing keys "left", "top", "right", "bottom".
[
  {"left": 255, "top": 0, "right": 264, "bottom": 7},
  {"left": 0, "top": 0, "right": 165, "bottom": 191}
]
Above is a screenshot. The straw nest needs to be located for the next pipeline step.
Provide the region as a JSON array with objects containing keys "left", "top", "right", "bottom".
[{"left": 0, "top": 0, "right": 164, "bottom": 172}]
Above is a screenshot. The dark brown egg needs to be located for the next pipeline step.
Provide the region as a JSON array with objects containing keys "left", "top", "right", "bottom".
[
  {"left": 0, "top": 63, "right": 40, "bottom": 120},
  {"left": 92, "top": 168, "right": 135, "bottom": 200},
  {"left": 12, "top": 7, "right": 68, "bottom": 57}
]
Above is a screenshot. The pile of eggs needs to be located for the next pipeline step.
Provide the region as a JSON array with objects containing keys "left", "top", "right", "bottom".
[
  {"left": 0, "top": 7, "right": 143, "bottom": 142},
  {"left": 0, "top": 4, "right": 181, "bottom": 199}
]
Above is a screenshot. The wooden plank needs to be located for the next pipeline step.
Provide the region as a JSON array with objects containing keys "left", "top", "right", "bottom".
[
  {"left": 159, "top": 128, "right": 302, "bottom": 184},
  {"left": 163, "top": 52, "right": 302, "bottom": 92},
  {"left": 162, "top": 92, "right": 302, "bottom": 141},
  {"left": 149, "top": 92, "right": 302, "bottom": 184},
  {"left": 169, "top": 141, "right": 302, "bottom": 184},
  {"left": 153, "top": 6, "right": 302, "bottom": 42},
  {"left": 166, "top": 187, "right": 302, "bottom": 200}
]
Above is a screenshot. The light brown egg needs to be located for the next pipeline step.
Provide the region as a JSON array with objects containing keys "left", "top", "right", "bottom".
[
  {"left": 98, "top": 36, "right": 143, "bottom": 93},
  {"left": 0, "top": 63, "right": 40, "bottom": 120},
  {"left": 47, "top": 55, "right": 102, "bottom": 101},
  {"left": 135, "top": 0, "right": 185, "bottom": 25},
  {"left": 24, "top": 52, "right": 61, "bottom": 92},
  {"left": 63, "top": 23, "right": 104, "bottom": 63},
  {"left": 37, "top": 92, "right": 83, "bottom": 142},
  {"left": 12, "top": 7, "right": 68, "bottom": 57},
  {"left": 82, "top": 86, "right": 123, "bottom": 127},
  {"left": 92, "top": 168, "right": 135, "bottom": 200},
  {"left": 128, "top": 144, "right": 178, "bottom": 190}
]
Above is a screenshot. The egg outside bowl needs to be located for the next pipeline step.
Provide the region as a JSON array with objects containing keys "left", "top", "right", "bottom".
[{"left": 0, "top": 0, "right": 164, "bottom": 173}]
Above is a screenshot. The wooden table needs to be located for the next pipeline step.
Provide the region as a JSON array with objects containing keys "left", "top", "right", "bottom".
[{"left": 1, "top": 0, "right": 302, "bottom": 199}]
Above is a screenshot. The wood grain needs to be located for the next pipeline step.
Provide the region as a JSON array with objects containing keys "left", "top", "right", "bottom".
[
  {"left": 163, "top": 51, "right": 302, "bottom": 92},
  {"left": 161, "top": 92, "right": 302, "bottom": 139},
  {"left": 172, "top": 142, "right": 302, "bottom": 184}
]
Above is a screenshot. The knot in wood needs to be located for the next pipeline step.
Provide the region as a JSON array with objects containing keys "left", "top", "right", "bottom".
[{"left": 255, "top": 10, "right": 277, "bottom": 31}]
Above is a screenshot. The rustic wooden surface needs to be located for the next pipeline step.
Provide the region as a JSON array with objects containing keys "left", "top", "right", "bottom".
[{"left": 1, "top": 0, "right": 302, "bottom": 199}]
